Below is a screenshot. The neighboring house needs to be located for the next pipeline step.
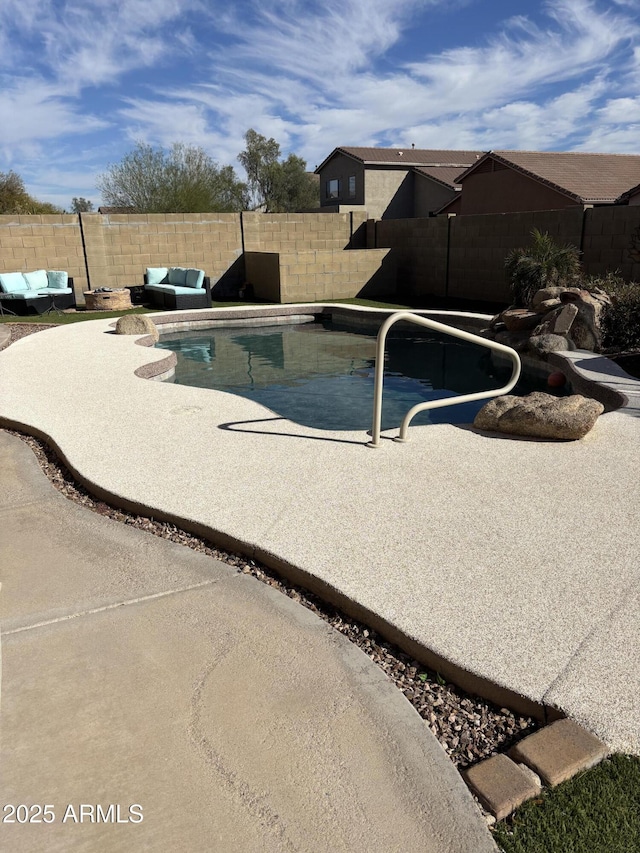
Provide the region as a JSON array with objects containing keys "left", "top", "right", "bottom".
[
  {"left": 446, "top": 150, "right": 640, "bottom": 215},
  {"left": 315, "top": 147, "right": 483, "bottom": 219},
  {"left": 615, "top": 182, "right": 640, "bottom": 205}
]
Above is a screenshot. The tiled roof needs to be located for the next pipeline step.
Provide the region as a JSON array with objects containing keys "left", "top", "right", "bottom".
[
  {"left": 316, "top": 147, "right": 483, "bottom": 172},
  {"left": 616, "top": 182, "right": 640, "bottom": 203},
  {"left": 457, "top": 151, "right": 640, "bottom": 204},
  {"left": 414, "top": 166, "right": 467, "bottom": 189}
]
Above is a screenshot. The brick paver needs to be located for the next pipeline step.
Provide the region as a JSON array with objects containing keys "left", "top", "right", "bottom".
[
  {"left": 462, "top": 754, "right": 542, "bottom": 820},
  {"left": 508, "top": 718, "right": 609, "bottom": 786}
]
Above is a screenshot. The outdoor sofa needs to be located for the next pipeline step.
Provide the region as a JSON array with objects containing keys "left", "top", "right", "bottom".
[
  {"left": 143, "top": 267, "right": 211, "bottom": 310},
  {"left": 0, "top": 270, "right": 76, "bottom": 315}
]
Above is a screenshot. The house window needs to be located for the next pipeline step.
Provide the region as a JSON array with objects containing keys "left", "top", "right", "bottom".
[
  {"left": 326, "top": 178, "right": 340, "bottom": 199},
  {"left": 348, "top": 175, "right": 356, "bottom": 198}
]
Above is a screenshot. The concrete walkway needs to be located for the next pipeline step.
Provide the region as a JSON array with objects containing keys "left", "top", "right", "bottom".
[{"left": 0, "top": 430, "right": 496, "bottom": 852}]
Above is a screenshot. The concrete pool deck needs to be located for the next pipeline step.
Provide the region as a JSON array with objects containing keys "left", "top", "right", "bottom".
[
  {"left": 1, "top": 306, "right": 639, "bottom": 754},
  {"left": 0, "top": 306, "right": 640, "bottom": 752}
]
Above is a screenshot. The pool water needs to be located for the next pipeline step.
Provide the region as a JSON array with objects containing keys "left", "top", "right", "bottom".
[{"left": 155, "top": 318, "right": 566, "bottom": 431}]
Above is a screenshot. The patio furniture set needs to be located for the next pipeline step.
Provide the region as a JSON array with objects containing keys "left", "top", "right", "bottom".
[
  {"left": 0, "top": 266, "right": 211, "bottom": 315},
  {"left": 0, "top": 270, "right": 76, "bottom": 316}
]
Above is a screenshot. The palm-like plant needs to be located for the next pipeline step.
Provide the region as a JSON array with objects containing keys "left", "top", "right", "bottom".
[{"left": 505, "top": 228, "right": 582, "bottom": 307}]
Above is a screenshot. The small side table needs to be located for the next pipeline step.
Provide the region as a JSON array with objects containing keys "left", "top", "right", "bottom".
[
  {"left": 40, "top": 292, "right": 66, "bottom": 315},
  {"left": 84, "top": 290, "right": 133, "bottom": 311}
]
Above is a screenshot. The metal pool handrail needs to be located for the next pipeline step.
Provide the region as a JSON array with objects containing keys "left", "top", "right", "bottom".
[{"left": 367, "top": 311, "right": 522, "bottom": 448}]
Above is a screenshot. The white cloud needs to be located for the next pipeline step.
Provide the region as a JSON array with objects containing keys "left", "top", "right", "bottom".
[
  {"left": 118, "top": 99, "right": 214, "bottom": 149},
  {"left": 178, "top": 0, "right": 640, "bottom": 167},
  {"left": 402, "top": 0, "right": 634, "bottom": 116},
  {"left": 210, "top": 0, "right": 431, "bottom": 84},
  {"left": 0, "top": 0, "right": 201, "bottom": 89},
  {"left": 2, "top": 0, "right": 640, "bottom": 200},
  {"left": 0, "top": 80, "right": 108, "bottom": 148}
]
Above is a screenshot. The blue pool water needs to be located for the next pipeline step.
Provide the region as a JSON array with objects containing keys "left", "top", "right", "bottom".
[{"left": 155, "top": 318, "right": 565, "bottom": 431}]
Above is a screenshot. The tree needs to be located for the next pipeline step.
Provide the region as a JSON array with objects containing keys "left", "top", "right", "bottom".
[
  {"left": 505, "top": 228, "right": 582, "bottom": 307},
  {"left": 97, "top": 142, "right": 248, "bottom": 213},
  {"left": 238, "top": 129, "right": 319, "bottom": 212},
  {"left": 71, "top": 197, "right": 94, "bottom": 213},
  {"left": 0, "top": 170, "right": 63, "bottom": 214}
]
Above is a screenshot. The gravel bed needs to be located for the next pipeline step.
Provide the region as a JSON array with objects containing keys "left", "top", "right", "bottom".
[
  {"left": 0, "top": 322, "right": 58, "bottom": 350},
  {"left": 2, "top": 323, "right": 539, "bottom": 769}
]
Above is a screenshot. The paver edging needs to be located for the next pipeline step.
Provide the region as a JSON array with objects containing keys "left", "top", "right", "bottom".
[{"left": 463, "top": 718, "right": 609, "bottom": 820}]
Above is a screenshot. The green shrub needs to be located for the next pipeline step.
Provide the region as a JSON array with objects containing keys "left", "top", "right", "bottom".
[
  {"left": 505, "top": 229, "right": 582, "bottom": 307},
  {"left": 583, "top": 272, "right": 640, "bottom": 351}
]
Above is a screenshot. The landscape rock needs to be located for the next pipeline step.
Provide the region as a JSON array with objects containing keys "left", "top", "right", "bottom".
[
  {"left": 488, "top": 286, "right": 611, "bottom": 355},
  {"left": 559, "top": 289, "right": 611, "bottom": 351},
  {"left": 474, "top": 392, "right": 604, "bottom": 440},
  {"left": 531, "top": 286, "right": 580, "bottom": 310},
  {"left": 527, "top": 334, "right": 575, "bottom": 356},
  {"left": 115, "top": 314, "right": 159, "bottom": 342},
  {"left": 532, "top": 303, "right": 579, "bottom": 338},
  {"left": 535, "top": 298, "right": 562, "bottom": 312},
  {"left": 494, "top": 330, "right": 531, "bottom": 352},
  {"left": 500, "top": 308, "right": 545, "bottom": 331}
]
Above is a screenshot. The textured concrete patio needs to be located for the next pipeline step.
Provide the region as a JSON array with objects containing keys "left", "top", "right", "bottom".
[{"left": 1, "top": 306, "right": 639, "bottom": 757}]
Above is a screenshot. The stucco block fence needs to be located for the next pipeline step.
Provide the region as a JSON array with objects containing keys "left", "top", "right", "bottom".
[
  {"left": 376, "top": 204, "right": 640, "bottom": 304},
  {"left": 1, "top": 204, "right": 640, "bottom": 308},
  {"left": 245, "top": 249, "right": 394, "bottom": 303}
]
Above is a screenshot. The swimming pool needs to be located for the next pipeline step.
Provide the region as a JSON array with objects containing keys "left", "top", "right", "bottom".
[{"left": 155, "top": 317, "right": 565, "bottom": 431}]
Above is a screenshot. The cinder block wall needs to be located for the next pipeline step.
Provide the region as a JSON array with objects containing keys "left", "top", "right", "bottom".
[
  {"left": 278, "top": 248, "right": 393, "bottom": 302},
  {"left": 80, "top": 212, "right": 244, "bottom": 297},
  {"left": 379, "top": 207, "right": 597, "bottom": 306},
  {"left": 448, "top": 208, "right": 585, "bottom": 302},
  {"left": 242, "top": 212, "right": 365, "bottom": 253},
  {"left": 377, "top": 217, "right": 449, "bottom": 301},
  {"left": 582, "top": 205, "right": 640, "bottom": 281},
  {"left": 0, "top": 214, "right": 88, "bottom": 297},
  {"left": 244, "top": 253, "right": 281, "bottom": 301},
  {"left": 4, "top": 207, "right": 640, "bottom": 311}
]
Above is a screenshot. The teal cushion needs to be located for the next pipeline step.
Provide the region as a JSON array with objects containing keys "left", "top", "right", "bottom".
[
  {"left": 146, "top": 284, "right": 204, "bottom": 296},
  {"left": 24, "top": 269, "right": 48, "bottom": 290},
  {"left": 146, "top": 266, "right": 168, "bottom": 285},
  {"left": 47, "top": 270, "right": 68, "bottom": 289},
  {"left": 0, "top": 289, "right": 71, "bottom": 300},
  {"left": 168, "top": 267, "right": 187, "bottom": 285},
  {"left": 185, "top": 268, "right": 204, "bottom": 288},
  {"left": 0, "top": 272, "right": 28, "bottom": 293}
]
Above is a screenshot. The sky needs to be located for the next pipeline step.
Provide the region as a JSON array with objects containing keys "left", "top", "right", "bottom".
[{"left": 2, "top": 0, "right": 640, "bottom": 209}]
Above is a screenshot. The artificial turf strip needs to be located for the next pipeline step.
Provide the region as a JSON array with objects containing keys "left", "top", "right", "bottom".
[
  {"left": 0, "top": 307, "right": 154, "bottom": 323},
  {"left": 493, "top": 754, "right": 640, "bottom": 853},
  {"left": 0, "top": 298, "right": 412, "bottom": 325}
]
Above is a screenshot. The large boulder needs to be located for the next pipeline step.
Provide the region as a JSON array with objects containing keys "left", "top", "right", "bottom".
[
  {"left": 558, "top": 289, "right": 611, "bottom": 351},
  {"left": 531, "top": 286, "right": 581, "bottom": 310},
  {"left": 494, "top": 330, "right": 531, "bottom": 352},
  {"left": 474, "top": 392, "right": 604, "bottom": 440},
  {"left": 500, "top": 308, "right": 545, "bottom": 331},
  {"left": 527, "top": 333, "right": 575, "bottom": 356},
  {"left": 115, "top": 314, "right": 159, "bottom": 343},
  {"left": 532, "top": 303, "right": 579, "bottom": 338}
]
